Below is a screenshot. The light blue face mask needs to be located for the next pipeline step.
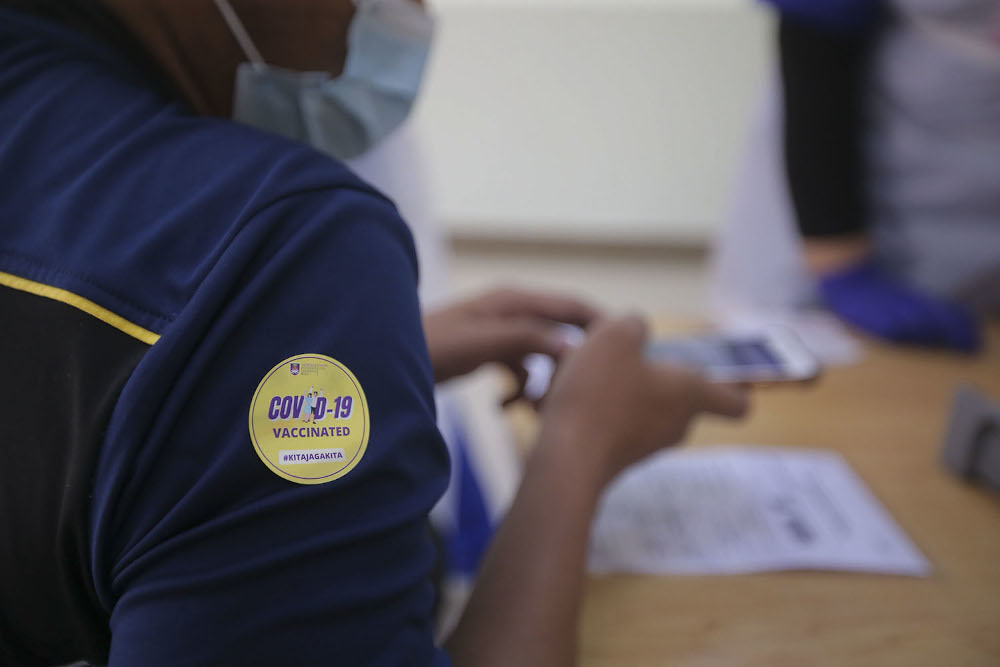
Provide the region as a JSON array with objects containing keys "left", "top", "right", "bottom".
[{"left": 214, "top": 0, "right": 435, "bottom": 159}]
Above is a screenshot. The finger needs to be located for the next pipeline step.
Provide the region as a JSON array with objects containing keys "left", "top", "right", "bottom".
[
  {"left": 619, "top": 313, "right": 649, "bottom": 345},
  {"left": 591, "top": 313, "right": 649, "bottom": 351},
  {"left": 481, "top": 319, "right": 574, "bottom": 361},
  {"left": 651, "top": 365, "right": 749, "bottom": 419},
  {"left": 485, "top": 288, "right": 602, "bottom": 327},
  {"left": 694, "top": 380, "right": 750, "bottom": 419}
]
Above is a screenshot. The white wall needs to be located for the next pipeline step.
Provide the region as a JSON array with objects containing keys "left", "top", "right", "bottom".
[{"left": 413, "top": 0, "right": 774, "bottom": 245}]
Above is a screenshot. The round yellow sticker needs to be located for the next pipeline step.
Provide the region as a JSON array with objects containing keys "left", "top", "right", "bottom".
[{"left": 248, "top": 354, "right": 370, "bottom": 485}]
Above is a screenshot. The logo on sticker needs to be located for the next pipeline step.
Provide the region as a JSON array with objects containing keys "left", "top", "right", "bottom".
[{"left": 249, "top": 354, "right": 370, "bottom": 485}]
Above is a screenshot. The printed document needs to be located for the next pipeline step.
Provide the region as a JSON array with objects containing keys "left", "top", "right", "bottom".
[{"left": 589, "top": 447, "right": 930, "bottom": 576}]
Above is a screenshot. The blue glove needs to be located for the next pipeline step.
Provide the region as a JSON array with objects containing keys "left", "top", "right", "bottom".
[{"left": 818, "top": 260, "right": 982, "bottom": 353}]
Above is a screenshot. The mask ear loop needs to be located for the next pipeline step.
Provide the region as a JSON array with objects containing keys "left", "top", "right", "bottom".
[{"left": 213, "top": 0, "right": 267, "bottom": 70}]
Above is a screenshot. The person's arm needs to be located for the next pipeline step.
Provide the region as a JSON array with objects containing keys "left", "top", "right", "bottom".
[
  {"left": 446, "top": 317, "right": 748, "bottom": 666},
  {"left": 95, "top": 187, "right": 452, "bottom": 666}
]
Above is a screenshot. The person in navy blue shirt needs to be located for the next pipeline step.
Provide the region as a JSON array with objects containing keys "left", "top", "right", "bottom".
[{"left": 0, "top": 1, "right": 747, "bottom": 665}]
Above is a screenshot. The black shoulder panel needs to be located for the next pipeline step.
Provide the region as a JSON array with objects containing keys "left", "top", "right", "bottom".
[{"left": 0, "top": 284, "right": 150, "bottom": 666}]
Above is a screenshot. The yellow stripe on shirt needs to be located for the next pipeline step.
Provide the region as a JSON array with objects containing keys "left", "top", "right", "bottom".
[{"left": 0, "top": 271, "right": 161, "bottom": 345}]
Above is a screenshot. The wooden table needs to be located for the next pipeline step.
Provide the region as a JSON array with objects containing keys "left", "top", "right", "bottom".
[{"left": 576, "top": 323, "right": 1000, "bottom": 666}]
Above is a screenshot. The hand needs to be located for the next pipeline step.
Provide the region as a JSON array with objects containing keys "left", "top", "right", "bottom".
[
  {"left": 818, "top": 259, "right": 981, "bottom": 353},
  {"left": 445, "top": 317, "right": 747, "bottom": 667},
  {"left": 423, "top": 288, "right": 600, "bottom": 399},
  {"left": 538, "top": 316, "right": 749, "bottom": 486}
]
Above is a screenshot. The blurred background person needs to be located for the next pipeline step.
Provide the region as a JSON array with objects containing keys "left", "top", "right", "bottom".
[{"left": 713, "top": 0, "right": 1000, "bottom": 351}]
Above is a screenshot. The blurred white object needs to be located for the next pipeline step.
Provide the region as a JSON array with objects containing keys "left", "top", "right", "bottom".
[
  {"left": 346, "top": 120, "right": 451, "bottom": 308},
  {"left": 589, "top": 447, "right": 931, "bottom": 576},
  {"left": 708, "top": 73, "right": 814, "bottom": 314}
]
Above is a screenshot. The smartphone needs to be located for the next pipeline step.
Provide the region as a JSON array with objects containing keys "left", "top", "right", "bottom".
[
  {"left": 523, "top": 326, "right": 819, "bottom": 401},
  {"left": 646, "top": 329, "right": 820, "bottom": 383}
]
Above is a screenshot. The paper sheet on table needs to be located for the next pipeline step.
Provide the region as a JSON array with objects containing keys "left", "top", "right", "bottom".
[{"left": 589, "top": 447, "right": 931, "bottom": 577}]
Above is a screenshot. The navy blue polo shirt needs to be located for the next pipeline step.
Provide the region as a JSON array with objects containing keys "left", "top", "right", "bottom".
[{"left": 0, "top": 8, "right": 451, "bottom": 666}]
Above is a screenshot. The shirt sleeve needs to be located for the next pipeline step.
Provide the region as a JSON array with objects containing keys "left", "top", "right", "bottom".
[
  {"left": 90, "top": 184, "right": 452, "bottom": 666},
  {"left": 762, "top": 0, "right": 878, "bottom": 32}
]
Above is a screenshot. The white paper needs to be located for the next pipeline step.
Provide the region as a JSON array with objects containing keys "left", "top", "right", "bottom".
[{"left": 589, "top": 447, "right": 930, "bottom": 576}]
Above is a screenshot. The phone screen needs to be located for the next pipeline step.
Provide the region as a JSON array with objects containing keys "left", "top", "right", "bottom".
[{"left": 647, "top": 336, "right": 785, "bottom": 379}]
